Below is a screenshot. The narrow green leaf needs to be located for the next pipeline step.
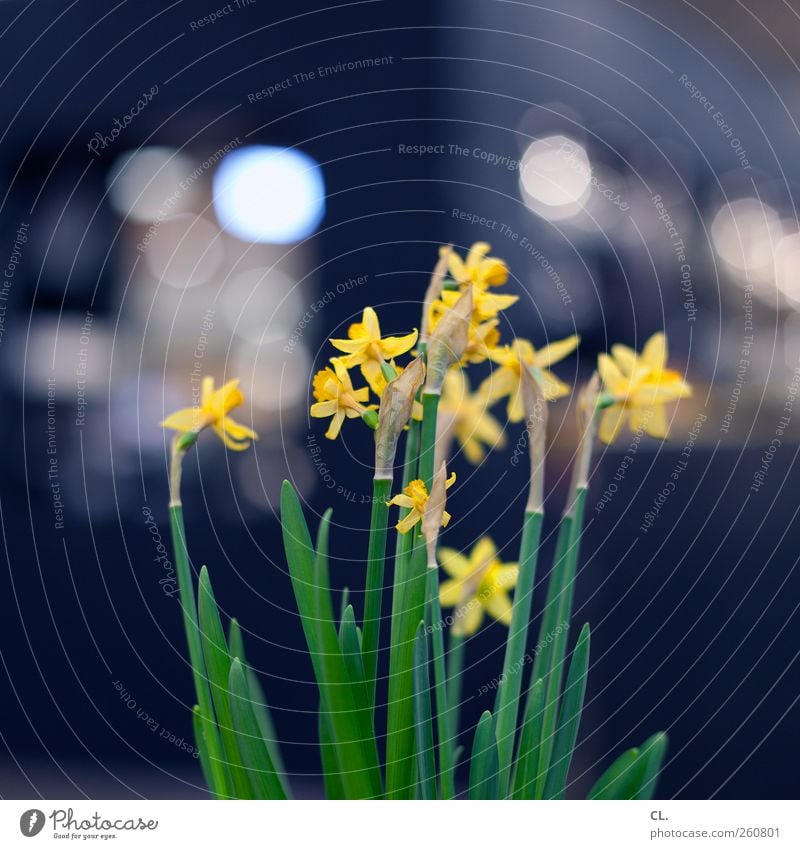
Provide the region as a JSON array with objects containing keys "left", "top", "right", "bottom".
[
  {"left": 635, "top": 732, "right": 669, "bottom": 800},
  {"left": 494, "top": 509, "right": 544, "bottom": 796},
  {"left": 535, "top": 486, "right": 588, "bottom": 797},
  {"left": 280, "top": 481, "right": 383, "bottom": 799},
  {"left": 192, "top": 705, "right": 216, "bottom": 796},
  {"left": 543, "top": 623, "right": 591, "bottom": 799},
  {"left": 362, "top": 477, "right": 391, "bottom": 711},
  {"left": 339, "top": 604, "right": 366, "bottom": 685},
  {"left": 469, "top": 710, "right": 499, "bottom": 800},
  {"left": 169, "top": 505, "right": 229, "bottom": 798},
  {"left": 413, "top": 622, "right": 437, "bottom": 800},
  {"left": 228, "top": 618, "right": 290, "bottom": 798},
  {"left": 386, "top": 539, "right": 428, "bottom": 798},
  {"left": 511, "top": 677, "right": 545, "bottom": 800},
  {"left": 588, "top": 748, "right": 642, "bottom": 799},
  {"left": 228, "top": 659, "right": 287, "bottom": 799},
  {"left": 588, "top": 733, "right": 668, "bottom": 800},
  {"left": 446, "top": 633, "right": 465, "bottom": 750},
  {"left": 426, "top": 566, "right": 455, "bottom": 799},
  {"left": 319, "top": 706, "right": 345, "bottom": 800},
  {"left": 197, "top": 566, "right": 253, "bottom": 798}
]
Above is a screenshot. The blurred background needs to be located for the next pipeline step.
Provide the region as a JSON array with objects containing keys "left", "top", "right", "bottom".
[{"left": 1, "top": 0, "right": 799, "bottom": 800}]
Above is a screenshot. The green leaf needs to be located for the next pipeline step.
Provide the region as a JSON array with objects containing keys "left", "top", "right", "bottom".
[
  {"left": 534, "top": 487, "right": 588, "bottom": 797},
  {"left": 192, "top": 705, "right": 216, "bottom": 796},
  {"left": 228, "top": 618, "right": 290, "bottom": 798},
  {"left": 318, "top": 706, "right": 345, "bottom": 800},
  {"left": 197, "top": 566, "right": 253, "bottom": 798},
  {"left": 228, "top": 659, "right": 287, "bottom": 799},
  {"left": 511, "top": 677, "right": 544, "bottom": 800},
  {"left": 339, "top": 605, "right": 366, "bottom": 685},
  {"left": 169, "top": 505, "right": 229, "bottom": 798},
  {"left": 280, "top": 481, "right": 383, "bottom": 799},
  {"left": 588, "top": 733, "right": 668, "bottom": 800},
  {"left": 412, "top": 621, "right": 437, "bottom": 800},
  {"left": 469, "top": 710, "right": 499, "bottom": 800},
  {"left": 635, "top": 733, "right": 669, "bottom": 800},
  {"left": 543, "top": 623, "right": 591, "bottom": 799},
  {"left": 362, "top": 477, "right": 391, "bottom": 711}
]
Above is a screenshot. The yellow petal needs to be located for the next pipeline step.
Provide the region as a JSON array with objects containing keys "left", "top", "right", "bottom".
[
  {"left": 388, "top": 493, "right": 415, "bottom": 509},
  {"left": 329, "top": 337, "right": 368, "bottom": 357},
  {"left": 642, "top": 332, "right": 667, "bottom": 370},
  {"left": 470, "top": 536, "right": 497, "bottom": 569},
  {"left": 438, "top": 547, "right": 471, "bottom": 578},
  {"left": 484, "top": 591, "right": 513, "bottom": 625},
  {"left": 325, "top": 409, "right": 346, "bottom": 440},
  {"left": 222, "top": 416, "right": 258, "bottom": 442},
  {"left": 533, "top": 335, "right": 579, "bottom": 368},
  {"left": 439, "top": 578, "right": 466, "bottom": 607},
  {"left": 212, "top": 423, "right": 250, "bottom": 450},
  {"left": 310, "top": 399, "right": 338, "bottom": 418},
  {"left": 598, "top": 353, "right": 624, "bottom": 391},
  {"left": 362, "top": 306, "right": 381, "bottom": 339},
  {"left": 598, "top": 405, "right": 627, "bottom": 444},
  {"left": 396, "top": 509, "right": 421, "bottom": 534},
  {"left": 539, "top": 369, "right": 570, "bottom": 401},
  {"left": 610, "top": 344, "right": 638, "bottom": 377},
  {"left": 161, "top": 407, "right": 202, "bottom": 433},
  {"left": 452, "top": 600, "right": 484, "bottom": 636},
  {"left": 380, "top": 329, "right": 419, "bottom": 359},
  {"left": 642, "top": 405, "right": 669, "bottom": 439},
  {"left": 493, "top": 564, "right": 519, "bottom": 590},
  {"left": 201, "top": 376, "right": 214, "bottom": 406},
  {"left": 361, "top": 358, "right": 385, "bottom": 395}
]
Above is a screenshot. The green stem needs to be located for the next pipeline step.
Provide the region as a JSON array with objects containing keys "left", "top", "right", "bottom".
[
  {"left": 426, "top": 567, "right": 455, "bottom": 799},
  {"left": 385, "top": 416, "right": 422, "bottom": 798},
  {"left": 419, "top": 392, "right": 440, "bottom": 488},
  {"left": 493, "top": 509, "right": 544, "bottom": 797},
  {"left": 362, "top": 476, "right": 392, "bottom": 712},
  {"left": 446, "top": 633, "right": 464, "bottom": 749}
]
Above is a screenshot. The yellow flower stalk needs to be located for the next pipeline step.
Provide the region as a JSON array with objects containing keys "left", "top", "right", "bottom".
[
  {"left": 447, "top": 242, "right": 509, "bottom": 289},
  {"left": 438, "top": 537, "right": 519, "bottom": 636},
  {"left": 161, "top": 376, "right": 258, "bottom": 451},
  {"left": 597, "top": 332, "right": 691, "bottom": 444},
  {"left": 329, "top": 306, "right": 418, "bottom": 394},
  {"left": 437, "top": 368, "right": 506, "bottom": 465},
  {"left": 310, "top": 358, "right": 372, "bottom": 440},
  {"left": 388, "top": 472, "right": 456, "bottom": 535},
  {"left": 482, "top": 335, "right": 580, "bottom": 422}
]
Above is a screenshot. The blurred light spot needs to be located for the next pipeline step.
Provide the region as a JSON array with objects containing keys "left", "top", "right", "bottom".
[
  {"left": 233, "top": 338, "right": 311, "bottom": 412},
  {"left": 519, "top": 135, "right": 591, "bottom": 220},
  {"left": 106, "top": 147, "right": 193, "bottom": 222},
  {"left": 220, "top": 267, "right": 303, "bottom": 344},
  {"left": 213, "top": 146, "right": 325, "bottom": 243},
  {"left": 711, "top": 198, "right": 782, "bottom": 273},
  {"left": 775, "top": 232, "right": 800, "bottom": 304},
  {"left": 144, "top": 214, "right": 224, "bottom": 289}
]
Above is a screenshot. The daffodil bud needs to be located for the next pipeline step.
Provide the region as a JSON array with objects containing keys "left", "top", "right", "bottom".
[
  {"left": 520, "top": 367, "right": 548, "bottom": 513},
  {"left": 420, "top": 245, "right": 451, "bottom": 344},
  {"left": 423, "top": 461, "right": 450, "bottom": 569},
  {"left": 570, "top": 371, "right": 601, "bottom": 499},
  {"left": 374, "top": 357, "right": 426, "bottom": 479},
  {"left": 424, "top": 287, "right": 473, "bottom": 395}
]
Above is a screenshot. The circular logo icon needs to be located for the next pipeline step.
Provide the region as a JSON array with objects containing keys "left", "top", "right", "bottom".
[{"left": 19, "top": 810, "right": 45, "bottom": 837}]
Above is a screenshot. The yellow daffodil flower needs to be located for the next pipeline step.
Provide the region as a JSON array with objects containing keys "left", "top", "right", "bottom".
[
  {"left": 388, "top": 473, "right": 456, "bottom": 534},
  {"left": 447, "top": 242, "right": 509, "bottom": 289},
  {"left": 482, "top": 336, "right": 580, "bottom": 422},
  {"left": 310, "top": 358, "right": 372, "bottom": 440},
  {"left": 438, "top": 537, "right": 518, "bottom": 636},
  {"left": 432, "top": 285, "right": 518, "bottom": 326},
  {"left": 597, "top": 332, "right": 691, "bottom": 444},
  {"left": 161, "top": 377, "right": 258, "bottom": 451},
  {"left": 329, "top": 307, "right": 418, "bottom": 394},
  {"left": 439, "top": 369, "right": 506, "bottom": 464}
]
